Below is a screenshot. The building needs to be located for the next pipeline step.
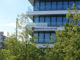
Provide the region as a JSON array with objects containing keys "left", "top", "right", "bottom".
[
  {"left": 27, "top": 0, "right": 80, "bottom": 47},
  {"left": 0, "top": 32, "right": 6, "bottom": 48}
]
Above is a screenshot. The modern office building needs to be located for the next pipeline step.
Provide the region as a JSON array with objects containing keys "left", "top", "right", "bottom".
[{"left": 27, "top": 0, "right": 80, "bottom": 47}]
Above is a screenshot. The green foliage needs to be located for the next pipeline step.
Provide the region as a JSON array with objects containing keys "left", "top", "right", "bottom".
[
  {"left": 1, "top": 3, "right": 80, "bottom": 60},
  {"left": 46, "top": 4, "right": 80, "bottom": 60},
  {"left": 0, "top": 14, "right": 42, "bottom": 60}
]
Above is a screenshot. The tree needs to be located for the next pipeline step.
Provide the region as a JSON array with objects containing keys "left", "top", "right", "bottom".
[
  {"left": 47, "top": 4, "right": 80, "bottom": 60},
  {"left": 0, "top": 13, "right": 42, "bottom": 60}
]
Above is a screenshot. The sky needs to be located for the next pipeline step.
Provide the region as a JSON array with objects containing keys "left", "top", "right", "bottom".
[{"left": 0, "top": 0, "right": 31, "bottom": 36}]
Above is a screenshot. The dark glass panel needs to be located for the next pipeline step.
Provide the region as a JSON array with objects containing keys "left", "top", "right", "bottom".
[
  {"left": 51, "top": 33, "right": 56, "bottom": 42},
  {"left": 57, "top": 1, "right": 63, "bottom": 10},
  {"left": 45, "top": 16, "right": 51, "bottom": 26},
  {"left": 51, "top": 17, "right": 56, "bottom": 26},
  {"left": 63, "top": 1, "right": 68, "bottom": 10},
  {"left": 40, "top": 16, "right": 44, "bottom": 22},
  {"left": 33, "top": 16, "right": 39, "bottom": 23},
  {"left": 76, "top": 1, "right": 80, "bottom": 9},
  {"left": 69, "top": 1, "right": 74, "bottom": 9},
  {"left": 34, "top": 1, "right": 39, "bottom": 10},
  {"left": 33, "top": 32, "right": 38, "bottom": 43},
  {"left": 45, "top": 33, "right": 50, "bottom": 43},
  {"left": 39, "top": 32, "right": 44, "bottom": 43},
  {"left": 63, "top": 17, "right": 68, "bottom": 25},
  {"left": 57, "top": 16, "right": 62, "bottom": 26},
  {"left": 46, "top": 1, "right": 51, "bottom": 10},
  {"left": 52, "top": 1, "right": 56, "bottom": 10},
  {"left": 40, "top": 1, "right": 45, "bottom": 10}
]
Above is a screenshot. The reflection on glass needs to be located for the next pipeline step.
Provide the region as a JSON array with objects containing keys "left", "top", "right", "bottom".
[
  {"left": 34, "top": 1, "right": 39, "bottom": 10},
  {"left": 52, "top": 2, "right": 56, "bottom": 10},
  {"left": 46, "top": 1, "right": 51, "bottom": 10},
  {"left": 63, "top": 17, "right": 68, "bottom": 25},
  {"left": 34, "top": 32, "right": 38, "bottom": 43},
  {"left": 40, "top": 1, "right": 45, "bottom": 10},
  {"left": 45, "top": 33, "right": 50, "bottom": 43},
  {"left": 57, "top": 17, "right": 62, "bottom": 26},
  {"left": 39, "top": 33, "right": 44, "bottom": 43},
  {"left": 51, "top": 17, "right": 56, "bottom": 26},
  {"left": 63, "top": 2, "right": 68, "bottom": 10},
  {"left": 51, "top": 33, "right": 56, "bottom": 42},
  {"left": 34, "top": 1, "right": 80, "bottom": 11},
  {"left": 40, "top": 16, "right": 44, "bottom": 22},
  {"left": 45, "top": 17, "right": 50, "bottom": 26},
  {"left": 69, "top": 1, "right": 74, "bottom": 9},
  {"left": 76, "top": 1, "right": 80, "bottom": 9},
  {"left": 33, "top": 16, "right": 39, "bottom": 23},
  {"left": 57, "top": 2, "right": 63, "bottom": 10}
]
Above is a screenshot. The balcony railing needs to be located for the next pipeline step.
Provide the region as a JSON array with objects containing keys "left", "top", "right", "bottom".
[
  {"left": 27, "top": 22, "right": 64, "bottom": 31},
  {"left": 27, "top": 23, "right": 48, "bottom": 28}
]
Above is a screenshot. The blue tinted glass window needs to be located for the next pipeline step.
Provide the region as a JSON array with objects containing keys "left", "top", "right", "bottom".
[
  {"left": 51, "top": 17, "right": 56, "bottom": 26},
  {"left": 46, "top": 1, "right": 51, "bottom": 10},
  {"left": 45, "top": 33, "right": 50, "bottom": 43},
  {"left": 33, "top": 16, "right": 39, "bottom": 23},
  {"left": 63, "top": 2, "right": 68, "bottom": 10},
  {"left": 40, "top": 17, "right": 44, "bottom": 22},
  {"left": 51, "top": 33, "right": 56, "bottom": 42},
  {"left": 57, "top": 2, "right": 63, "bottom": 10},
  {"left": 34, "top": 32, "right": 38, "bottom": 43},
  {"left": 40, "top": 1, "right": 45, "bottom": 10},
  {"left": 77, "top": 19, "right": 80, "bottom": 25},
  {"left": 78, "top": 21, "right": 80, "bottom": 25},
  {"left": 76, "top": 1, "right": 80, "bottom": 9},
  {"left": 52, "top": 2, "right": 56, "bottom": 10},
  {"left": 63, "top": 17, "right": 68, "bottom": 25},
  {"left": 45, "top": 17, "right": 51, "bottom": 26},
  {"left": 57, "top": 17, "right": 62, "bottom": 26},
  {"left": 34, "top": 1, "right": 39, "bottom": 10},
  {"left": 39, "top": 33, "right": 44, "bottom": 43},
  {"left": 69, "top": 1, "right": 74, "bottom": 9}
]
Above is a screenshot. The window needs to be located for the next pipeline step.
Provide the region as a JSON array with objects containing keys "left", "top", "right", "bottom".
[
  {"left": 34, "top": 1, "right": 39, "bottom": 10},
  {"left": 34, "top": 32, "right": 38, "bottom": 43},
  {"left": 40, "top": 1, "right": 45, "bottom": 10},
  {"left": 45, "top": 17, "right": 51, "bottom": 26},
  {"left": 46, "top": 1, "right": 51, "bottom": 10},
  {"left": 39, "top": 32, "right": 44, "bottom": 43},
  {"left": 45, "top": 33, "right": 50, "bottom": 43},
  {"left": 57, "top": 1, "right": 63, "bottom": 10},
  {"left": 63, "top": 1, "right": 68, "bottom": 10},
  {"left": 69, "top": 1, "right": 74, "bottom": 9},
  {"left": 57, "top": 16, "right": 62, "bottom": 26},
  {"left": 51, "top": 17, "right": 56, "bottom": 26},
  {"left": 33, "top": 16, "right": 39, "bottom": 23},
  {"left": 76, "top": 1, "right": 80, "bottom": 9},
  {"left": 63, "top": 17, "right": 68, "bottom": 25},
  {"left": 51, "top": 33, "right": 56, "bottom": 43},
  {"left": 52, "top": 1, "right": 56, "bottom": 10},
  {"left": 40, "top": 16, "right": 44, "bottom": 23}
]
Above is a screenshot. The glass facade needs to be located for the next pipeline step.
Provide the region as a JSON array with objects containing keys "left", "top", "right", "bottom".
[
  {"left": 33, "top": 15, "right": 69, "bottom": 26},
  {"left": 34, "top": 0, "right": 80, "bottom": 11},
  {"left": 33, "top": 0, "right": 80, "bottom": 44},
  {"left": 34, "top": 32, "right": 56, "bottom": 43}
]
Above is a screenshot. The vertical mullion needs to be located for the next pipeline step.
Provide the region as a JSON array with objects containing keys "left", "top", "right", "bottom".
[
  {"left": 38, "top": 32, "right": 39, "bottom": 43},
  {"left": 39, "top": 0, "right": 40, "bottom": 10},
  {"left": 56, "top": 0, "right": 57, "bottom": 10},
  {"left": 56, "top": 15, "right": 57, "bottom": 26},
  {"left": 44, "top": 32, "right": 45, "bottom": 43}
]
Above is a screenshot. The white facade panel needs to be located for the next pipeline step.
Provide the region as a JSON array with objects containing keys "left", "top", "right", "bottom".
[
  {"left": 33, "top": 27, "right": 64, "bottom": 31},
  {"left": 27, "top": 10, "right": 80, "bottom": 16}
]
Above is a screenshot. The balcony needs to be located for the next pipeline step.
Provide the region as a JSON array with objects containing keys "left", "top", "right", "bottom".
[{"left": 27, "top": 23, "right": 64, "bottom": 31}]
